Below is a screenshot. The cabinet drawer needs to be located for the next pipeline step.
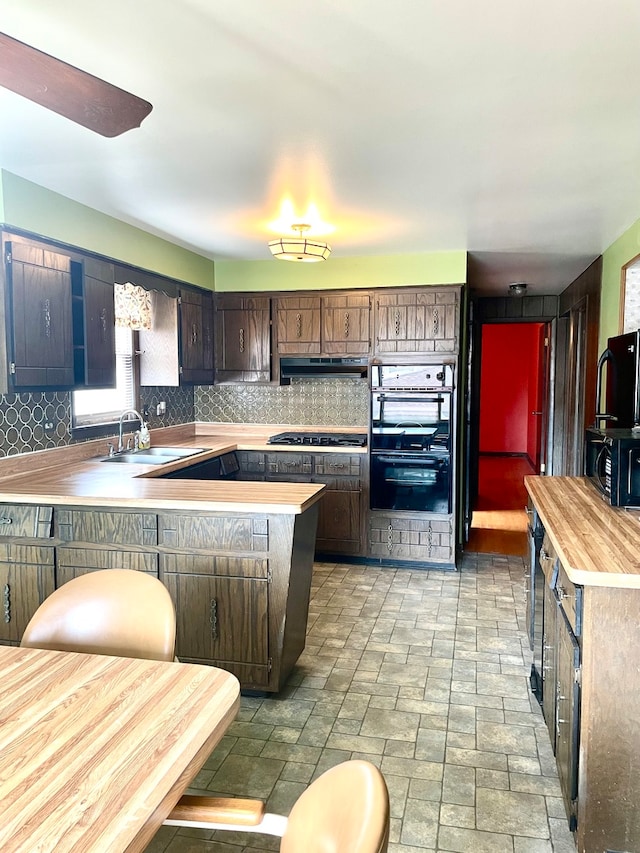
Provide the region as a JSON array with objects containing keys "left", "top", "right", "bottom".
[
  {"left": 265, "top": 452, "right": 313, "bottom": 476},
  {"left": 160, "top": 553, "right": 269, "bottom": 579},
  {"left": 313, "top": 454, "right": 362, "bottom": 477},
  {"left": 56, "top": 510, "right": 157, "bottom": 547},
  {"left": 158, "top": 514, "right": 269, "bottom": 552},
  {"left": 57, "top": 547, "right": 158, "bottom": 576},
  {"left": 369, "top": 513, "right": 453, "bottom": 563},
  {"left": 555, "top": 561, "right": 582, "bottom": 637},
  {"left": 0, "top": 504, "right": 53, "bottom": 539},
  {"left": 0, "top": 543, "right": 54, "bottom": 565}
]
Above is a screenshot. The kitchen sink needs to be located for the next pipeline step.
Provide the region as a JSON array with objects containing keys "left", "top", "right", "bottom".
[
  {"left": 100, "top": 447, "right": 205, "bottom": 465},
  {"left": 101, "top": 453, "right": 177, "bottom": 464},
  {"left": 138, "top": 447, "right": 206, "bottom": 457}
]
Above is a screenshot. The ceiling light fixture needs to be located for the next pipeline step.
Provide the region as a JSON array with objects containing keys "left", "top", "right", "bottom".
[
  {"left": 508, "top": 282, "right": 527, "bottom": 297},
  {"left": 268, "top": 223, "right": 331, "bottom": 262}
]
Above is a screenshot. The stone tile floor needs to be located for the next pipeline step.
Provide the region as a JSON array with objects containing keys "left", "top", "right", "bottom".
[{"left": 147, "top": 553, "right": 576, "bottom": 853}]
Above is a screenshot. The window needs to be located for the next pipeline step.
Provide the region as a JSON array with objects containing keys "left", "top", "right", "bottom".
[{"left": 72, "top": 326, "right": 136, "bottom": 428}]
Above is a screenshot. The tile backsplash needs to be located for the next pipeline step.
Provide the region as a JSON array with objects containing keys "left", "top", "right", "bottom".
[
  {"left": 0, "top": 379, "right": 368, "bottom": 457},
  {"left": 196, "top": 378, "right": 369, "bottom": 426},
  {"left": 0, "top": 386, "right": 194, "bottom": 457}
]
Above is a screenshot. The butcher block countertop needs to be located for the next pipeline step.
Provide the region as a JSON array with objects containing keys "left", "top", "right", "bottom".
[
  {"left": 525, "top": 475, "right": 640, "bottom": 588},
  {"left": 0, "top": 423, "right": 368, "bottom": 514}
]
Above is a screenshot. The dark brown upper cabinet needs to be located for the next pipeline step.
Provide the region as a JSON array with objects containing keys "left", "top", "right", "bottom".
[
  {"left": 275, "top": 293, "right": 371, "bottom": 356},
  {"left": 374, "top": 287, "right": 460, "bottom": 354},
  {"left": 5, "top": 239, "right": 75, "bottom": 389},
  {"left": 276, "top": 296, "right": 321, "bottom": 354},
  {"left": 73, "top": 257, "right": 116, "bottom": 388},
  {"left": 215, "top": 295, "right": 271, "bottom": 383},
  {"left": 179, "top": 289, "right": 214, "bottom": 384},
  {"left": 321, "top": 293, "right": 371, "bottom": 354}
]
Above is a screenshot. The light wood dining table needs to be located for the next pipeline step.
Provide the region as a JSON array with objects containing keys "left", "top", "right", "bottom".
[{"left": 0, "top": 645, "right": 240, "bottom": 852}]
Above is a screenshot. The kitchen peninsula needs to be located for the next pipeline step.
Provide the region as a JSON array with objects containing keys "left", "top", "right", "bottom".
[{"left": 0, "top": 423, "right": 356, "bottom": 692}]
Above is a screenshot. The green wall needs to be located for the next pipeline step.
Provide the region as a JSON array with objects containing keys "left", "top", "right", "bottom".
[
  {"left": 599, "top": 216, "right": 640, "bottom": 352},
  {"left": 1, "top": 170, "right": 467, "bottom": 294},
  {"left": 0, "top": 170, "right": 214, "bottom": 290},
  {"left": 214, "top": 251, "right": 467, "bottom": 291}
]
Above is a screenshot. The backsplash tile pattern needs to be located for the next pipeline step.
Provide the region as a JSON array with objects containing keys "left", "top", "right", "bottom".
[
  {"left": 0, "top": 391, "right": 71, "bottom": 455},
  {"left": 195, "top": 378, "right": 369, "bottom": 426},
  {"left": 0, "top": 386, "right": 194, "bottom": 457}
]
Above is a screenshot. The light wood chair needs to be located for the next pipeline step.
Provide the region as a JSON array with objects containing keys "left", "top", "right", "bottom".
[{"left": 20, "top": 569, "right": 390, "bottom": 853}]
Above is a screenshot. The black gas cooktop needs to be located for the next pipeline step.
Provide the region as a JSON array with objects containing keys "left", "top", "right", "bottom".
[{"left": 267, "top": 432, "right": 367, "bottom": 447}]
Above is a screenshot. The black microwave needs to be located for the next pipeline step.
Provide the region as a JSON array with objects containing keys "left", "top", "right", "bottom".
[{"left": 585, "top": 428, "right": 640, "bottom": 507}]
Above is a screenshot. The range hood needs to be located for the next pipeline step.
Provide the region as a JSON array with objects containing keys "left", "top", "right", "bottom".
[{"left": 279, "top": 357, "right": 368, "bottom": 385}]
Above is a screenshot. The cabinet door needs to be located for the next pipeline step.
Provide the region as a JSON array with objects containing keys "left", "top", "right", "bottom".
[
  {"left": 321, "top": 294, "right": 371, "bottom": 354},
  {"left": 180, "top": 290, "right": 214, "bottom": 384},
  {"left": 165, "top": 573, "right": 268, "bottom": 665},
  {"left": 316, "top": 489, "right": 361, "bottom": 555},
  {"left": 276, "top": 297, "right": 321, "bottom": 354},
  {"left": 542, "top": 579, "right": 558, "bottom": 745},
  {"left": 555, "top": 607, "right": 580, "bottom": 831},
  {"left": 375, "top": 289, "right": 459, "bottom": 354},
  {"left": 215, "top": 297, "right": 271, "bottom": 382},
  {"left": 7, "top": 240, "right": 74, "bottom": 388},
  {"left": 0, "top": 562, "right": 54, "bottom": 643},
  {"left": 80, "top": 258, "right": 116, "bottom": 387}
]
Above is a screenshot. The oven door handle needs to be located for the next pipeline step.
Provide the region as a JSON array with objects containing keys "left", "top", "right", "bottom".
[{"left": 372, "top": 452, "right": 448, "bottom": 464}]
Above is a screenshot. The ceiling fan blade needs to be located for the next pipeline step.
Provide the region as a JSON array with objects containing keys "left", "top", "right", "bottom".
[{"left": 0, "top": 31, "right": 153, "bottom": 137}]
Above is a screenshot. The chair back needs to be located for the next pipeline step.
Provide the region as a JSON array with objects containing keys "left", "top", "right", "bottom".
[
  {"left": 280, "top": 760, "right": 390, "bottom": 853},
  {"left": 21, "top": 569, "right": 176, "bottom": 661}
]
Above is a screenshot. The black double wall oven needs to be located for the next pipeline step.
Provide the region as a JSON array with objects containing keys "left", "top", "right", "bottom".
[{"left": 370, "top": 363, "right": 454, "bottom": 513}]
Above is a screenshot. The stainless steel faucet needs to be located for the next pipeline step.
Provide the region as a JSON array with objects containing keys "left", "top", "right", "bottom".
[{"left": 118, "top": 409, "right": 144, "bottom": 452}]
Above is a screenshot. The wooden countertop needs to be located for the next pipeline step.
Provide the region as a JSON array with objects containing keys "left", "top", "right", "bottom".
[
  {"left": 525, "top": 475, "right": 640, "bottom": 588},
  {"left": 0, "top": 423, "right": 369, "bottom": 514},
  {"left": 0, "top": 645, "right": 240, "bottom": 853}
]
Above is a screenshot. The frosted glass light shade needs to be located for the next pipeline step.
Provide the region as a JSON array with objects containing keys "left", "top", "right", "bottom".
[{"left": 268, "top": 236, "right": 331, "bottom": 262}]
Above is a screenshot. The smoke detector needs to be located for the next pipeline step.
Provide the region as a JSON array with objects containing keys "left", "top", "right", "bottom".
[{"left": 508, "top": 282, "right": 527, "bottom": 297}]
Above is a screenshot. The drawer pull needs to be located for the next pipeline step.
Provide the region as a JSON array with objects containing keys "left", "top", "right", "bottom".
[
  {"left": 394, "top": 309, "right": 401, "bottom": 336},
  {"left": 3, "top": 583, "right": 10, "bottom": 623},
  {"left": 432, "top": 307, "right": 440, "bottom": 336},
  {"left": 387, "top": 523, "right": 394, "bottom": 552},
  {"left": 344, "top": 312, "right": 350, "bottom": 338},
  {"left": 557, "top": 584, "right": 569, "bottom": 601},
  {"left": 540, "top": 549, "right": 550, "bottom": 561},
  {"left": 0, "top": 516, "right": 13, "bottom": 525},
  {"left": 210, "top": 598, "right": 218, "bottom": 640},
  {"left": 296, "top": 313, "right": 302, "bottom": 338},
  {"left": 239, "top": 327, "right": 245, "bottom": 353}
]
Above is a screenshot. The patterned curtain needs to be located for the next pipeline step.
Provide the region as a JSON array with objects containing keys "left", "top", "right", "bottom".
[{"left": 114, "top": 282, "right": 152, "bottom": 330}]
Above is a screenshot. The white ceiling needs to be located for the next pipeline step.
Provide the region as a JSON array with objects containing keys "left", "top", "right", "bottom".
[{"left": 2, "top": 1, "right": 640, "bottom": 295}]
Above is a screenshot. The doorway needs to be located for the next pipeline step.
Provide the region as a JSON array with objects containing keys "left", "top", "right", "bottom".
[{"left": 467, "top": 322, "right": 549, "bottom": 555}]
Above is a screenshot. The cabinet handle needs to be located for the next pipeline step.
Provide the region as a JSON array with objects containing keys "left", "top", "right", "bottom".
[
  {"left": 296, "top": 313, "right": 302, "bottom": 338},
  {"left": 43, "top": 298, "right": 51, "bottom": 338},
  {"left": 556, "top": 584, "right": 569, "bottom": 601},
  {"left": 432, "top": 307, "right": 440, "bottom": 337},
  {"left": 210, "top": 598, "right": 218, "bottom": 640},
  {"left": 344, "top": 312, "right": 350, "bottom": 338},
  {"left": 191, "top": 324, "right": 198, "bottom": 345},
  {"left": 100, "top": 307, "right": 107, "bottom": 342},
  {"left": 0, "top": 516, "right": 13, "bottom": 525},
  {"left": 3, "top": 583, "right": 10, "bottom": 624},
  {"left": 524, "top": 506, "right": 532, "bottom": 517},
  {"left": 540, "top": 549, "right": 550, "bottom": 561},
  {"left": 387, "top": 523, "right": 394, "bottom": 552},
  {"left": 394, "top": 310, "right": 401, "bottom": 337},
  {"left": 239, "top": 327, "right": 245, "bottom": 353},
  {"left": 427, "top": 521, "right": 433, "bottom": 556}
]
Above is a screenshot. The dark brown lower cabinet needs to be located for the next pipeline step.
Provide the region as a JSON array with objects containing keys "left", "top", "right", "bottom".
[
  {"left": 237, "top": 450, "right": 366, "bottom": 557},
  {"left": 164, "top": 573, "right": 269, "bottom": 685},
  {"left": 531, "top": 500, "right": 640, "bottom": 853},
  {"left": 0, "top": 546, "right": 55, "bottom": 644}
]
